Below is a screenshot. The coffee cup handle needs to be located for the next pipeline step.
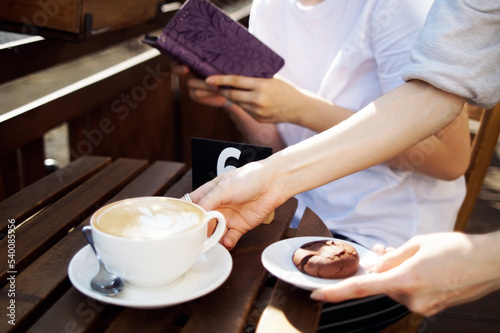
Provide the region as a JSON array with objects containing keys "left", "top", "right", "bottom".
[{"left": 202, "top": 211, "right": 226, "bottom": 253}]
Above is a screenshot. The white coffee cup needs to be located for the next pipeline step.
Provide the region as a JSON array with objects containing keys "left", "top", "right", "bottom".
[{"left": 89, "top": 196, "right": 226, "bottom": 288}]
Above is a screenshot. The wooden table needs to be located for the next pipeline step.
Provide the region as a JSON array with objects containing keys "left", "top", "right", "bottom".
[{"left": 0, "top": 156, "right": 332, "bottom": 333}]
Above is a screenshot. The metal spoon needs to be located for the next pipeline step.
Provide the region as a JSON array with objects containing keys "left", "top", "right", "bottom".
[{"left": 81, "top": 226, "right": 124, "bottom": 296}]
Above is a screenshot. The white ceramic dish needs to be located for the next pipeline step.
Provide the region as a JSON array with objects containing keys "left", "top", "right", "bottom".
[
  {"left": 69, "top": 243, "right": 232, "bottom": 308},
  {"left": 261, "top": 236, "right": 377, "bottom": 290}
]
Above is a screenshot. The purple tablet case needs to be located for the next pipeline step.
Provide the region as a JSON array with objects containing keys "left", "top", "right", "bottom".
[{"left": 142, "top": 0, "right": 285, "bottom": 78}]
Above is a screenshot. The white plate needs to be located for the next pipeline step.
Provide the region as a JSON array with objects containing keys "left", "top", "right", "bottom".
[
  {"left": 68, "top": 243, "right": 232, "bottom": 308},
  {"left": 261, "top": 236, "right": 377, "bottom": 290}
]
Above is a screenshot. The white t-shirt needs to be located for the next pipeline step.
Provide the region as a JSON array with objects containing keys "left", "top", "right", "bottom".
[{"left": 250, "top": 0, "right": 466, "bottom": 249}]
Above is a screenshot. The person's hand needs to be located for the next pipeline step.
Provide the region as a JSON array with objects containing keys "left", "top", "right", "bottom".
[
  {"left": 188, "top": 160, "right": 286, "bottom": 250},
  {"left": 311, "top": 232, "right": 500, "bottom": 316},
  {"left": 205, "top": 74, "right": 309, "bottom": 123},
  {"left": 172, "top": 68, "right": 342, "bottom": 132},
  {"left": 372, "top": 243, "right": 395, "bottom": 256},
  {"left": 171, "top": 65, "right": 229, "bottom": 108}
]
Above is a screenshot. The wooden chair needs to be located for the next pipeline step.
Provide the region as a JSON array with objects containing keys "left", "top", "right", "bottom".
[
  {"left": 380, "top": 102, "right": 500, "bottom": 332},
  {"left": 455, "top": 102, "right": 500, "bottom": 231}
]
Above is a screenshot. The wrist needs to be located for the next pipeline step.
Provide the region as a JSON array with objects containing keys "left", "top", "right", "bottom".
[
  {"left": 286, "top": 90, "right": 309, "bottom": 126},
  {"left": 472, "top": 231, "right": 500, "bottom": 288},
  {"left": 264, "top": 139, "right": 325, "bottom": 202},
  {"left": 262, "top": 153, "right": 295, "bottom": 206}
]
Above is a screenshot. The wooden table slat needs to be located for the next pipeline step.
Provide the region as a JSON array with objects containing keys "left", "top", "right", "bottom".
[
  {"left": 163, "top": 169, "right": 193, "bottom": 199},
  {"left": 108, "top": 160, "right": 186, "bottom": 202},
  {"left": 295, "top": 207, "right": 333, "bottom": 239},
  {"left": 180, "top": 198, "right": 298, "bottom": 333},
  {"left": 0, "top": 156, "right": 111, "bottom": 231},
  {"left": 104, "top": 305, "right": 188, "bottom": 333},
  {"left": 2, "top": 225, "right": 90, "bottom": 333},
  {"left": 22, "top": 160, "right": 187, "bottom": 333},
  {"left": 256, "top": 207, "right": 332, "bottom": 333},
  {"left": 25, "top": 288, "right": 123, "bottom": 333},
  {"left": 0, "top": 158, "right": 148, "bottom": 286}
]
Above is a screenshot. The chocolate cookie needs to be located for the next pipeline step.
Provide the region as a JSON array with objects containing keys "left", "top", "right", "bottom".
[{"left": 292, "top": 240, "right": 359, "bottom": 279}]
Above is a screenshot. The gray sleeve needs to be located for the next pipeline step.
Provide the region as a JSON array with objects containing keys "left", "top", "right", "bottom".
[{"left": 402, "top": 0, "right": 500, "bottom": 109}]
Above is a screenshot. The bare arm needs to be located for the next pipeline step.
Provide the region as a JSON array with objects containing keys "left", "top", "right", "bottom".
[
  {"left": 208, "top": 75, "right": 470, "bottom": 180},
  {"left": 386, "top": 106, "right": 471, "bottom": 180},
  {"left": 265, "top": 81, "right": 466, "bottom": 198},
  {"left": 191, "top": 80, "right": 466, "bottom": 249},
  {"left": 174, "top": 66, "right": 469, "bottom": 180}
]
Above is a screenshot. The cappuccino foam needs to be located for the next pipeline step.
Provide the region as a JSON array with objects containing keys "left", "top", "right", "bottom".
[{"left": 94, "top": 198, "right": 203, "bottom": 239}]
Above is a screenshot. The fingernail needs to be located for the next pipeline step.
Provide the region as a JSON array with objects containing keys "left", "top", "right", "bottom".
[
  {"left": 206, "top": 77, "right": 215, "bottom": 84},
  {"left": 223, "top": 237, "right": 232, "bottom": 250},
  {"left": 310, "top": 290, "right": 325, "bottom": 301}
]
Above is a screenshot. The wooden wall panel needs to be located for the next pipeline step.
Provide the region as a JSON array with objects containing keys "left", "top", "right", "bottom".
[
  {"left": 68, "top": 57, "right": 177, "bottom": 163},
  {"left": 83, "top": 0, "right": 160, "bottom": 33},
  {"left": 0, "top": 0, "right": 81, "bottom": 33},
  {"left": 176, "top": 76, "right": 243, "bottom": 167}
]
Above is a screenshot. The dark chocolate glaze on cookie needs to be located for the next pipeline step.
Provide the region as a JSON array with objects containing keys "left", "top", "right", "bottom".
[{"left": 292, "top": 240, "right": 359, "bottom": 279}]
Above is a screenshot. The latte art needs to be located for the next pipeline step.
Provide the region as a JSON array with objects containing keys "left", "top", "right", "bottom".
[{"left": 94, "top": 198, "right": 203, "bottom": 239}]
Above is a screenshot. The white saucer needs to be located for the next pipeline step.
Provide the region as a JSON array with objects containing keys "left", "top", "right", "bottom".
[
  {"left": 261, "top": 236, "right": 378, "bottom": 290},
  {"left": 68, "top": 244, "right": 232, "bottom": 308}
]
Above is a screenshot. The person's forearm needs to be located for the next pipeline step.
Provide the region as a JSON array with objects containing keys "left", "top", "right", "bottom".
[
  {"left": 267, "top": 80, "right": 466, "bottom": 199},
  {"left": 293, "top": 86, "right": 471, "bottom": 180},
  {"left": 385, "top": 106, "right": 471, "bottom": 180},
  {"left": 224, "top": 104, "right": 286, "bottom": 152},
  {"left": 293, "top": 91, "right": 355, "bottom": 132}
]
